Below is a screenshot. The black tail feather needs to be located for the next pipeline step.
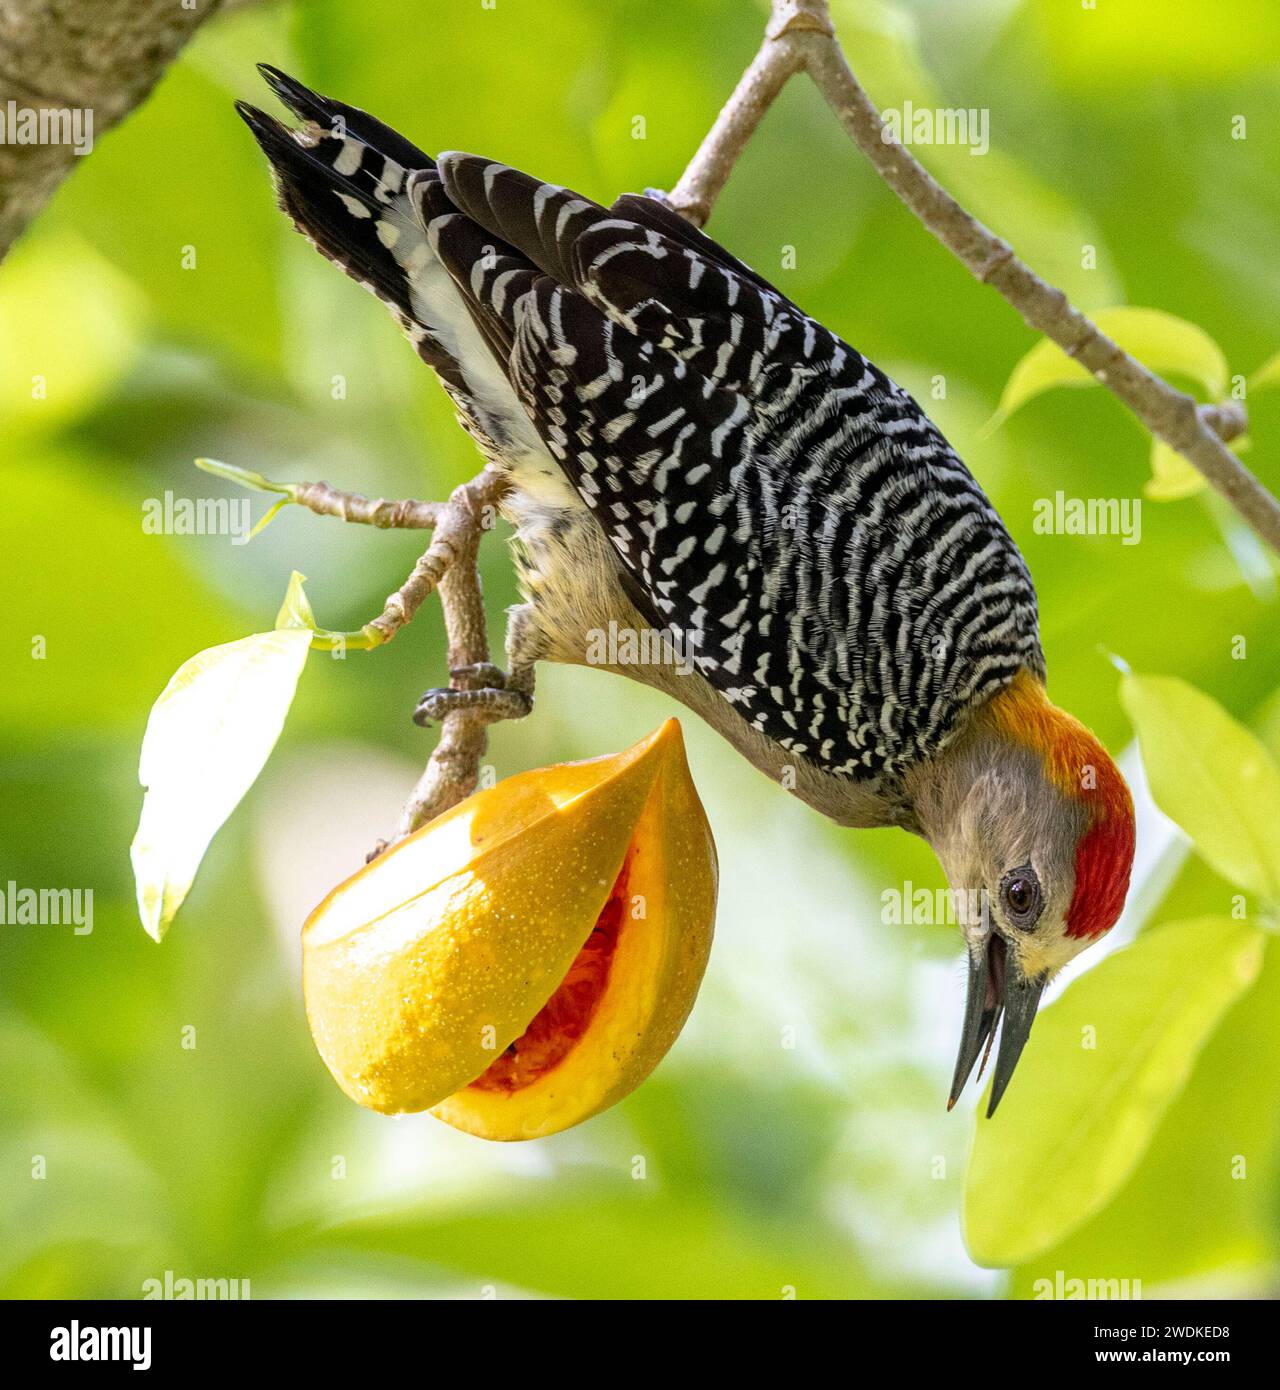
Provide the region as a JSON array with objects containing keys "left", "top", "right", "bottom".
[
  {"left": 254, "top": 65, "right": 436, "bottom": 173},
  {"left": 235, "top": 98, "right": 414, "bottom": 313},
  {"left": 236, "top": 78, "right": 481, "bottom": 390}
]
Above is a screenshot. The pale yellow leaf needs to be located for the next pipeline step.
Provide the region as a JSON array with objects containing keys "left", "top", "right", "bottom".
[
  {"left": 131, "top": 629, "right": 312, "bottom": 940},
  {"left": 1121, "top": 674, "right": 1280, "bottom": 901},
  {"left": 994, "top": 308, "right": 1229, "bottom": 426}
]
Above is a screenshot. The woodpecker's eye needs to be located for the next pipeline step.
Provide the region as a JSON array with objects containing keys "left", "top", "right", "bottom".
[{"left": 1000, "top": 866, "right": 1043, "bottom": 929}]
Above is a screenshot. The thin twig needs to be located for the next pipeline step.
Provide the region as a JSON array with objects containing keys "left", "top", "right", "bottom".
[
  {"left": 195, "top": 457, "right": 441, "bottom": 531},
  {"left": 361, "top": 469, "right": 502, "bottom": 647},
  {"left": 666, "top": 0, "right": 1280, "bottom": 553},
  {"left": 305, "top": 468, "right": 509, "bottom": 847},
  {"left": 291, "top": 480, "right": 441, "bottom": 529},
  {"left": 207, "top": 457, "right": 509, "bottom": 845}
]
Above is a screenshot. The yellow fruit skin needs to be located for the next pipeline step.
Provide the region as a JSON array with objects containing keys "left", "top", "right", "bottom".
[
  {"left": 433, "top": 722, "right": 717, "bottom": 1140},
  {"left": 301, "top": 722, "right": 708, "bottom": 1120}
]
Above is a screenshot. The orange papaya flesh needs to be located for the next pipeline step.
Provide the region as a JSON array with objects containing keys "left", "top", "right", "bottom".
[{"left": 467, "top": 848, "right": 633, "bottom": 1095}]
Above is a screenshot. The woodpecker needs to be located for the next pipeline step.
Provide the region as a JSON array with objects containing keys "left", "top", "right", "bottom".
[{"left": 237, "top": 67, "right": 1136, "bottom": 1114}]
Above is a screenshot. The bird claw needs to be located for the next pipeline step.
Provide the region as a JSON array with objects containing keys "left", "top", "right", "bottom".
[
  {"left": 413, "top": 683, "right": 532, "bottom": 726},
  {"left": 448, "top": 662, "right": 510, "bottom": 690}
]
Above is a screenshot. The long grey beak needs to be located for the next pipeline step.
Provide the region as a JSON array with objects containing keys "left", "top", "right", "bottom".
[
  {"left": 948, "top": 933, "right": 1046, "bottom": 1117},
  {"left": 948, "top": 933, "right": 999, "bottom": 1107}
]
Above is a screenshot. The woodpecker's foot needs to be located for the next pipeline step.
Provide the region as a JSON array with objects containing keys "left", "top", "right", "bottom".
[
  {"left": 413, "top": 668, "right": 533, "bottom": 726},
  {"left": 447, "top": 662, "right": 511, "bottom": 691}
]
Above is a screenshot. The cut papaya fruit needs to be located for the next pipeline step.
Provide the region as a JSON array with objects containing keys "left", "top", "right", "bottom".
[{"left": 301, "top": 720, "right": 717, "bottom": 1140}]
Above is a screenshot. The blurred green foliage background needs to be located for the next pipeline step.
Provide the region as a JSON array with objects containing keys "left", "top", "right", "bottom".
[{"left": 2, "top": 0, "right": 1279, "bottom": 1299}]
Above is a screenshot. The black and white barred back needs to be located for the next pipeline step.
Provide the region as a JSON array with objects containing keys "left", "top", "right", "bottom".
[{"left": 239, "top": 68, "right": 1045, "bottom": 783}]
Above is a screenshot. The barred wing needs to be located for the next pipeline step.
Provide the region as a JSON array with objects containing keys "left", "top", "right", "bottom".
[{"left": 432, "top": 157, "right": 1045, "bottom": 779}]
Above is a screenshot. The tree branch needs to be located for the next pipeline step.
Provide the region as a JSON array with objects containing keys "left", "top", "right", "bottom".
[
  {"left": 666, "top": 0, "right": 1280, "bottom": 554},
  {"left": 0, "top": 0, "right": 225, "bottom": 262}
]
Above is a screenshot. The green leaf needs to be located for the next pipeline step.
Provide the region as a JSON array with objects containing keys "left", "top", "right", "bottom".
[
  {"left": 1145, "top": 439, "right": 1207, "bottom": 501},
  {"left": 194, "top": 460, "right": 295, "bottom": 542},
  {"left": 1008, "top": 926, "right": 1280, "bottom": 1295},
  {"left": 274, "top": 571, "right": 317, "bottom": 631},
  {"left": 1146, "top": 432, "right": 1249, "bottom": 503},
  {"left": 1248, "top": 350, "right": 1280, "bottom": 394},
  {"left": 130, "top": 628, "right": 312, "bottom": 940},
  {"left": 247, "top": 497, "right": 291, "bottom": 540},
  {"left": 1120, "top": 674, "right": 1280, "bottom": 901},
  {"left": 993, "top": 308, "right": 1229, "bottom": 427},
  {"left": 964, "top": 917, "right": 1264, "bottom": 1268},
  {"left": 194, "top": 457, "right": 293, "bottom": 497}
]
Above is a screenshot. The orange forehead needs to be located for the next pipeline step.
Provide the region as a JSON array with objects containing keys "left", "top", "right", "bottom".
[{"left": 984, "top": 671, "right": 1135, "bottom": 939}]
